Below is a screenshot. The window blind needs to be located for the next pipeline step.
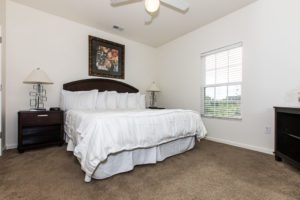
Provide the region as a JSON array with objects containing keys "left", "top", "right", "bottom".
[{"left": 202, "top": 43, "right": 243, "bottom": 119}]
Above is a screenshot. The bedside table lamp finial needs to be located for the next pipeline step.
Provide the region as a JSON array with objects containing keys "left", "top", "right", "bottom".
[
  {"left": 147, "top": 82, "right": 160, "bottom": 108},
  {"left": 23, "top": 68, "right": 53, "bottom": 110}
]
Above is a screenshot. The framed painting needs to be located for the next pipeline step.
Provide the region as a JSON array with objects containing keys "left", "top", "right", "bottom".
[{"left": 89, "top": 35, "right": 125, "bottom": 79}]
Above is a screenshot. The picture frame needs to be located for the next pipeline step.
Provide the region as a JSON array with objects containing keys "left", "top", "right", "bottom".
[{"left": 89, "top": 35, "right": 125, "bottom": 79}]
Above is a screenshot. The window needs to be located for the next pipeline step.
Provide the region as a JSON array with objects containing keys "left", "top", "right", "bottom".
[{"left": 202, "top": 43, "right": 243, "bottom": 119}]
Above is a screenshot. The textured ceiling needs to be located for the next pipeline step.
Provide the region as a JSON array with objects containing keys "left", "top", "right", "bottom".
[{"left": 11, "top": 0, "right": 257, "bottom": 47}]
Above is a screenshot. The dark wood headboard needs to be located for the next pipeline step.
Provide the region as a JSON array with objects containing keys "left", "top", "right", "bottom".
[{"left": 63, "top": 79, "right": 139, "bottom": 93}]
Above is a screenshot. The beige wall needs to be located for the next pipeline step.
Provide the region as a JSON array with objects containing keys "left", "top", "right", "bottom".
[
  {"left": 0, "top": 0, "right": 3, "bottom": 25},
  {"left": 157, "top": 0, "right": 300, "bottom": 154},
  {"left": 5, "top": 1, "right": 158, "bottom": 148},
  {"left": 5, "top": 0, "right": 300, "bottom": 155},
  {"left": 0, "top": 0, "right": 5, "bottom": 155}
]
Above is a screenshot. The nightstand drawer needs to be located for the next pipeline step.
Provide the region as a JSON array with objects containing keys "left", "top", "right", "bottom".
[
  {"left": 22, "top": 126, "right": 61, "bottom": 146},
  {"left": 21, "top": 112, "right": 62, "bottom": 126},
  {"left": 18, "top": 110, "right": 64, "bottom": 153}
]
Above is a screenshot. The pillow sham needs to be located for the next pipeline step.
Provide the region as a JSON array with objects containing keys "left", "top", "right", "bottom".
[
  {"left": 60, "top": 89, "right": 98, "bottom": 111},
  {"left": 139, "top": 94, "right": 146, "bottom": 109},
  {"left": 127, "top": 93, "right": 141, "bottom": 109},
  {"left": 106, "top": 91, "right": 118, "bottom": 109},
  {"left": 96, "top": 91, "right": 107, "bottom": 110},
  {"left": 117, "top": 93, "right": 128, "bottom": 109}
]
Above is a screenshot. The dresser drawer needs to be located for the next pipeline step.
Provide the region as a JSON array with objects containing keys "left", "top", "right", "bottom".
[
  {"left": 20, "top": 112, "right": 62, "bottom": 126},
  {"left": 277, "top": 112, "right": 300, "bottom": 137},
  {"left": 275, "top": 107, "right": 300, "bottom": 169},
  {"left": 277, "top": 132, "right": 300, "bottom": 163}
]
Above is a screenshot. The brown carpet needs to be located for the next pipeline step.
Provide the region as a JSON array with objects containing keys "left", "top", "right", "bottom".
[{"left": 0, "top": 140, "right": 299, "bottom": 200}]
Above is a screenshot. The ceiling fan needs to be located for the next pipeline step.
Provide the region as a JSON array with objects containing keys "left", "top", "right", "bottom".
[{"left": 111, "top": 0, "right": 190, "bottom": 23}]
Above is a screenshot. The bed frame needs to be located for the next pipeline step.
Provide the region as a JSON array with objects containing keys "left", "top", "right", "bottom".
[
  {"left": 63, "top": 78, "right": 139, "bottom": 182},
  {"left": 62, "top": 78, "right": 198, "bottom": 183},
  {"left": 63, "top": 78, "right": 139, "bottom": 93}
]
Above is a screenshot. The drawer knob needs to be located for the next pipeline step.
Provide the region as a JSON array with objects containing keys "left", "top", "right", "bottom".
[{"left": 37, "top": 114, "right": 49, "bottom": 117}]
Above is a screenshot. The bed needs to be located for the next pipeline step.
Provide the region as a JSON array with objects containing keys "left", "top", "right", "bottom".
[{"left": 62, "top": 79, "right": 207, "bottom": 182}]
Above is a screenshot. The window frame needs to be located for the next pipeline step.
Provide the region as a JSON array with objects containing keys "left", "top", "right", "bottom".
[{"left": 201, "top": 42, "right": 243, "bottom": 120}]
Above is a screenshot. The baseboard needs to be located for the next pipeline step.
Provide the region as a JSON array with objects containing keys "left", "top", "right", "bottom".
[
  {"left": 5, "top": 144, "right": 17, "bottom": 150},
  {"left": 205, "top": 136, "right": 274, "bottom": 155}
]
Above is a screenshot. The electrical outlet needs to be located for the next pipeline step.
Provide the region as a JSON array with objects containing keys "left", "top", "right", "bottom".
[{"left": 265, "top": 127, "right": 272, "bottom": 134}]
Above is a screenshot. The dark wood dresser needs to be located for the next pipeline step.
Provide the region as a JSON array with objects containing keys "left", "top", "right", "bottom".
[
  {"left": 148, "top": 107, "right": 165, "bottom": 109},
  {"left": 274, "top": 107, "right": 300, "bottom": 169},
  {"left": 18, "top": 110, "right": 64, "bottom": 153}
]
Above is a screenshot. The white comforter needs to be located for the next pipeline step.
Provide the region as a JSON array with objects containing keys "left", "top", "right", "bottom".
[{"left": 65, "top": 109, "right": 207, "bottom": 177}]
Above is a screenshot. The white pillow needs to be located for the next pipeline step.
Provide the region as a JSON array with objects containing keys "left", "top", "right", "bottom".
[
  {"left": 60, "top": 89, "right": 98, "bottom": 111},
  {"left": 96, "top": 91, "right": 107, "bottom": 110},
  {"left": 106, "top": 91, "right": 118, "bottom": 109},
  {"left": 127, "top": 93, "right": 140, "bottom": 109},
  {"left": 139, "top": 94, "right": 146, "bottom": 109},
  {"left": 117, "top": 93, "right": 128, "bottom": 109}
]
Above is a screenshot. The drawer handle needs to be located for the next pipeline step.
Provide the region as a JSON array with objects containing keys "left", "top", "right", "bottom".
[
  {"left": 37, "top": 114, "right": 49, "bottom": 117},
  {"left": 286, "top": 133, "right": 300, "bottom": 140}
]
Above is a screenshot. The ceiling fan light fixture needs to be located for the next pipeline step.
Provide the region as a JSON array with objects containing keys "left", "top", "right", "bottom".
[{"left": 145, "top": 0, "right": 160, "bottom": 13}]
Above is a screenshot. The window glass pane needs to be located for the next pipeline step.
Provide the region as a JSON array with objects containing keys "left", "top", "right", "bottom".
[
  {"left": 205, "top": 87, "right": 215, "bottom": 100},
  {"left": 215, "top": 85, "right": 228, "bottom": 117},
  {"left": 215, "top": 86, "right": 227, "bottom": 100},
  {"left": 229, "top": 47, "right": 242, "bottom": 66},
  {"left": 227, "top": 85, "right": 241, "bottom": 118},
  {"left": 227, "top": 101, "right": 241, "bottom": 118},
  {"left": 215, "top": 100, "right": 228, "bottom": 118},
  {"left": 216, "top": 68, "right": 228, "bottom": 84},
  {"left": 202, "top": 44, "right": 242, "bottom": 119},
  {"left": 228, "top": 65, "right": 242, "bottom": 82},
  {"left": 228, "top": 85, "right": 241, "bottom": 100},
  {"left": 205, "top": 55, "right": 215, "bottom": 70},
  {"left": 204, "top": 87, "right": 215, "bottom": 116},
  {"left": 216, "top": 51, "right": 228, "bottom": 68},
  {"left": 206, "top": 71, "right": 215, "bottom": 85}
]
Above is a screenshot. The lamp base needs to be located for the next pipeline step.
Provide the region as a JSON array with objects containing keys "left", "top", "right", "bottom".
[{"left": 29, "top": 83, "right": 47, "bottom": 110}]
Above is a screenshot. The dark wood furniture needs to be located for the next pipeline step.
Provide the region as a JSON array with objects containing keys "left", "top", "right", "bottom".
[
  {"left": 148, "top": 107, "right": 165, "bottom": 109},
  {"left": 274, "top": 107, "right": 300, "bottom": 169},
  {"left": 63, "top": 78, "right": 138, "bottom": 93},
  {"left": 18, "top": 110, "right": 64, "bottom": 153}
]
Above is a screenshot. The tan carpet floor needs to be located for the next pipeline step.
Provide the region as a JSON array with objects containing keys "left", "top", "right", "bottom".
[{"left": 0, "top": 140, "right": 299, "bottom": 200}]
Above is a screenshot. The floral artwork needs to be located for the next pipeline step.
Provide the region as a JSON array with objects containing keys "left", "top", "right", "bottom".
[
  {"left": 89, "top": 36, "right": 125, "bottom": 79},
  {"left": 96, "top": 47, "right": 119, "bottom": 72}
]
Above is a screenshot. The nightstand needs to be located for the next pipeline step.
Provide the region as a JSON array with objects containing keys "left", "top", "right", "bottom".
[
  {"left": 18, "top": 110, "right": 64, "bottom": 153},
  {"left": 148, "top": 107, "right": 165, "bottom": 109}
]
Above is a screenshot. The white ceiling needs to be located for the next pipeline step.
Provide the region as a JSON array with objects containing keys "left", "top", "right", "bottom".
[{"left": 11, "top": 0, "right": 257, "bottom": 47}]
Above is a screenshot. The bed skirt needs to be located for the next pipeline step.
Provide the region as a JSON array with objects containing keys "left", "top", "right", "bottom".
[
  {"left": 68, "top": 136, "right": 196, "bottom": 181},
  {"left": 93, "top": 136, "right": 196, "bottom": 180}
]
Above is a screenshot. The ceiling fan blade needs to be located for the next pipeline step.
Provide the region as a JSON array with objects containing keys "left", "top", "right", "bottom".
[
  {"left": 111, "top": 0, "right": 141, "bottom": 5},
  {"left": 160, "top": 0, "right": 190, "bottom": 11}
]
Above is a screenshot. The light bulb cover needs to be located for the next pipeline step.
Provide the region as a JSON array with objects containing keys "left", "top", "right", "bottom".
[{"left": 145, "top": 0, "right": 160, "bottom": 13}]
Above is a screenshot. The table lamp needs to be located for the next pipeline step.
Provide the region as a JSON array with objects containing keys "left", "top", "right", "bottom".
[
  {"left": 147, "top": 82, "right": 160, "bottom": 107},
  {"left": 23, "top": 68, "right": 53, "bottom": 110}
]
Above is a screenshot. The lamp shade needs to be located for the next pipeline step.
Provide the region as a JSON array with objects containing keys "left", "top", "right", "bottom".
[
  {"left": 147, "top": 82, "right": 160, "bottom": 92},
  {"left": 23, "top": 68, "right": 53, "bottom": 84}
]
